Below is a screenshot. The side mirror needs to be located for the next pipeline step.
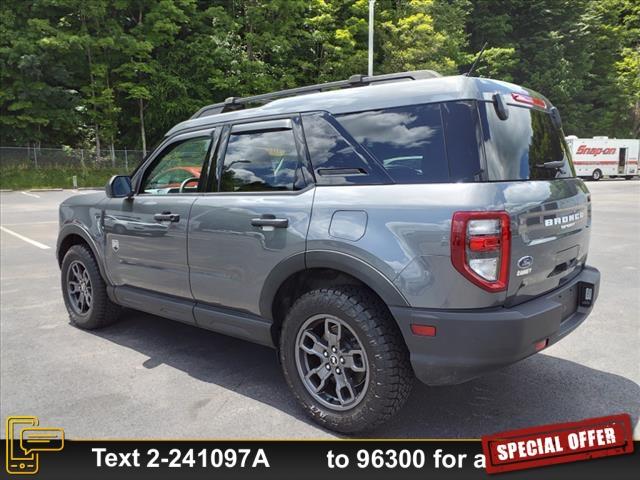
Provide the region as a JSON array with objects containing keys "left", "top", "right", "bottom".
[{"left": 106, "top": 175, "right": 133, "bottom": 199}]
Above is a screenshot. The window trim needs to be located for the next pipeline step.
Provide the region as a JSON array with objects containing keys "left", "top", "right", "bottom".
[
  {"left": 201, "top": 128, "right": 221, "bottom": 193},
  {"left": 291, "top": 115, "right": 315, "bottom": 187},
  {"left": 231, "top": 118, "right": 292, "bottom": 134},
  {"left": 134, "top": 129, "right": 217, "bottom": 196}
]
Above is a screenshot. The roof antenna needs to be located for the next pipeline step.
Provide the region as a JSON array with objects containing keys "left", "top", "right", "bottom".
[{"left": 466, "top": 42, "right": 488, "bottom": 77}]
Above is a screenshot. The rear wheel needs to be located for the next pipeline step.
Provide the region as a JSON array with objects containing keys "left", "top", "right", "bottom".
[
  {"left": 591, "top": 169, "right": 602, "bottom": 181},
  {"left": 624, "top": 175, "right": 634, "bottom": 180},
  {"left": 61, "top": 245, "right": 121, "bottom": 329},
  {"left": 280, "top": 286, "right": 414, "bottom": 433}
]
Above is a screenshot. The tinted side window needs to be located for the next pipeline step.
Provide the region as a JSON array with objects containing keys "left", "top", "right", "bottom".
[
  {"left": 338, "top": 104, "right": 448, "bottom": 183},
  {"left": 302, "top": 114, "right": 384, "bottom": 185},
  {"left": 441, "top": 101, "right": 483, "bottom": 181},
  {"left": 220, "top": 129, "right": 302, "bottom": 192},
  {"left": 141, "top": 137, "right": 211, "bottom": 194}
]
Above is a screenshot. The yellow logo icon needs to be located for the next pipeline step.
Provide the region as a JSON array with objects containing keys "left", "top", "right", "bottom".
[{"left": 6, "top": 416, "right": 64, "bottom": 475}]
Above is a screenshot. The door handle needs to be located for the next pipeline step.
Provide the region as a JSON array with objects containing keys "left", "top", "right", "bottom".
[
  {"left": 251, "top": 214, "right": 289, "bottom": 228},
  {"left": 154, "top": 212, "right": 180, "bottom": 222}
]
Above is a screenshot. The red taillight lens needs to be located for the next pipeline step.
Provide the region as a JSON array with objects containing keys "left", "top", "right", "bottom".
[
  {"left": 469, "top": 235, "right": 501, "bottom": 252},
  {"left": 511, "top": 92, "right": 547, "bottom": 109},
  {"left": 451, "top": 211, "right": 511, "bottom": 292}
]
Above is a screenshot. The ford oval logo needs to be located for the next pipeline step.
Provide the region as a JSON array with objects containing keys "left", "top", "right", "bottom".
[{"left": 518, "top": 255, "right": 534, "bottom": 269}]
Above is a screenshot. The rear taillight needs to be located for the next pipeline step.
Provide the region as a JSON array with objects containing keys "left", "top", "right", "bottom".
[{"left": 451, "top": 211, "right": 511, "bottom": 292}]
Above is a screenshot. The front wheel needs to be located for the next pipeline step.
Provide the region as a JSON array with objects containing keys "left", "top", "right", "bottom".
[
  {"left": 280, "top": 286, "right": 414, "bottom": 433},
  {"left": 592, "top": 169, "right": 602, "bottom": 181},
  {"left": 61, "top": 245, "right": 121, "bottom": 329}
]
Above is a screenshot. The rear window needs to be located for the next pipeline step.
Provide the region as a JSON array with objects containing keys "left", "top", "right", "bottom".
[
  {"left": 337, "top": 102, "right": 483, "bottom": 184},
  {"left": 478, "top": 102, "right": 575, "bottom": 180}
]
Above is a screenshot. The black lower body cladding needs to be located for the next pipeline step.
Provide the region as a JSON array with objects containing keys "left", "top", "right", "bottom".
[{"left": 390, "top": 266, "right": 600, "bottom": 386}]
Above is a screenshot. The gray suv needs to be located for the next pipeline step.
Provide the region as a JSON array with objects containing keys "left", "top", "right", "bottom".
[{"left": 57, "top": 71, "right": 600, "bottom": 433}]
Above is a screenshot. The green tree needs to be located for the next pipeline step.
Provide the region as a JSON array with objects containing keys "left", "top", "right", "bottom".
[
  {"left": 113, "top": 0, "right": 194, "bottom": 155},
  {"left": 468, "top": 0, "right": 638, "bottom": 137},
  {"left": 0, "top": 3, "right": 82, "bottom": 147},
  {"left": 1, "top": 0, "right": 637, "bottom": 152}
]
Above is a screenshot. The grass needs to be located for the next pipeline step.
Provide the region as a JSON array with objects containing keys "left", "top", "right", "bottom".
[{"left": 0, "top": 165, "right": 122, "bottom": 190}]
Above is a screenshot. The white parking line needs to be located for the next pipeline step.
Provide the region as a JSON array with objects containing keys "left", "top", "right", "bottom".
[
  {"left": 20, "top": 191, "right": 41, "bottom": 198},
  {"left": 0, "top": 225, "right": 51, "bottom": 249},
  {"left": 1, "top": 221, "right": 58, "bottom": 226}
]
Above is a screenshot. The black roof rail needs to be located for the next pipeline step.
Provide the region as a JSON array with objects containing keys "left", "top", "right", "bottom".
[{"left": 190, "top": 70, "right": 441, "bottom": 119}]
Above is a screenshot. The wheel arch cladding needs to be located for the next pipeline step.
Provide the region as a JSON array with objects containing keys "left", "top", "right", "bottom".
[
  {"left": 57, "top": 226, "right": 108, "bottom": 281},
  {"left": 261, "top": 250, "right": 409, "bottom": 345}
]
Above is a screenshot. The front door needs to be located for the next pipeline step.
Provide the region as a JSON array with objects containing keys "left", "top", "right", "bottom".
[
  {"left": 188, "top": 118, "right": 313, "bottom": 317},
  {"left": 104, "top": 132, "right": 214, "bottom": 299},
  {"left": 618, "top": 147, "right": 627, "bottom": 174}
]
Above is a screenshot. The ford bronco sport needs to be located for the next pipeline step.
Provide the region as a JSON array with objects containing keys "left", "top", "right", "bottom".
[{"left": 57, "top": 71, "right": 600, "bottom": 433}]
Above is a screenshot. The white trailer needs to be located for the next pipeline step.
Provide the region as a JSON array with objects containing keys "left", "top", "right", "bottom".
[{"left": 565, "top": 136, "right": 639, "bottom": 180}]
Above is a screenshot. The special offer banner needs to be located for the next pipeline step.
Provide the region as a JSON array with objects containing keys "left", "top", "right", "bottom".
[
  {"left": 482, "top": 413, "right": 634, "bottom": 473},
  {"left": 3, "top": 415, "right": 638, "bottom": 479}
]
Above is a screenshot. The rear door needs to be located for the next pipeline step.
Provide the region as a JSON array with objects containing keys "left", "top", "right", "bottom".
[
  {"left": 477, "top": 100, "right": 591, "bottom": 305},
  {"left": 618, "top": 147, "right": 627, "bottom": 174},
  {"left": 188, "top": 117, "right": 314, "bottom": 317},
  {"left": 103, "top": 130, "right": 214, "bottom": 299}
]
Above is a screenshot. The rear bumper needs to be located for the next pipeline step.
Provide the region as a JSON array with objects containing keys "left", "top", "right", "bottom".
[{"left": 390, "top": 266, "right": 600, "bottom": 386}]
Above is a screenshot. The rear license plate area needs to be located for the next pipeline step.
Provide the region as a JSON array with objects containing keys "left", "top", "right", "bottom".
[
  {"left": 578, "top": 282, "right": 595, "bottom": 308},
  {"left": 554, "top": 285, "right": 579, "bottom": 322}
]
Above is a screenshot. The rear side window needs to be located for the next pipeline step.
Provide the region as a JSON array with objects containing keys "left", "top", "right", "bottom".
[
  {"left": 338, "top": 104, "right": 449, "bottom": 183},
  {"left": 301, "top": 114, "right": 386, "bottom": 185},
  {"left": 220, "top": 129, "right": 303, "bottom": 192},
  {"left": 478, "top": 102, "right": 574, "bottom": 180},
  {"left": 441, "top": 101, "right": 483, "bottom": 181}
]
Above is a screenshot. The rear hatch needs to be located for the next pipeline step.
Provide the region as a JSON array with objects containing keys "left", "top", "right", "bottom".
[{"left": 477, "top": 95, "right": 591, "bottom": 306}]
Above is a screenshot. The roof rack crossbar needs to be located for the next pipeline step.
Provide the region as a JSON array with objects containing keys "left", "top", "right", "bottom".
[{"left": 191, "top": 70, "right": 440, "bottom": 119}]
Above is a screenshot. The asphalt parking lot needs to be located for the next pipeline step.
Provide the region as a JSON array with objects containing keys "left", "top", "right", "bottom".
[{"left": 1, "top": 181, "right": 639, "bottom": 439}]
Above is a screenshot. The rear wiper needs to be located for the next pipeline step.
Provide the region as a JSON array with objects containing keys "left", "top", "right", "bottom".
[
  {"left": 534, "top": 161, "right": 566, "bottom": 176},
  {"left": 534, "top": 161, "right": 565, "bottom": 170}
]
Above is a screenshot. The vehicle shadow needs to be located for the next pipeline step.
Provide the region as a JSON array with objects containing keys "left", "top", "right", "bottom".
[
  {"left": 88, "top": 310, "right": 640, "bottom": 438},
  {"left": 376, "top": 356, "right": 640, "bottom": 438}
]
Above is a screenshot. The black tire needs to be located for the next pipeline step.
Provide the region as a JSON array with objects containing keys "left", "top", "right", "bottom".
[
  {"left": 592, "top": 169, "right": 602, "bottom": 181},
  {"left": 279, "top": 286, "right": 414, "bottom": 433},
  {"left": 624, "top": 175, "right": 634, "bottom": 180},
  {"left": 61, "top": 244, "right": 121, "bottom": 329}
]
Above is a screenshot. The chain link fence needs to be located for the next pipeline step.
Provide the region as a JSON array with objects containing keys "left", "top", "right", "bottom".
[
  {"left": 1, "top": 146, "right": 147, "bottom": 189},
  {"left": 0, "top": 146, "right": 145, "bottom": 171}
]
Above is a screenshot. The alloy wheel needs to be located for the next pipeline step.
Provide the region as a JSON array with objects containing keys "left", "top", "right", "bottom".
[
  {"left": 295, "top": 314, "right": 369, "bottom": 411},
  {"left": 66, "top": 260, "right": 93, "bottom": 315}
]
